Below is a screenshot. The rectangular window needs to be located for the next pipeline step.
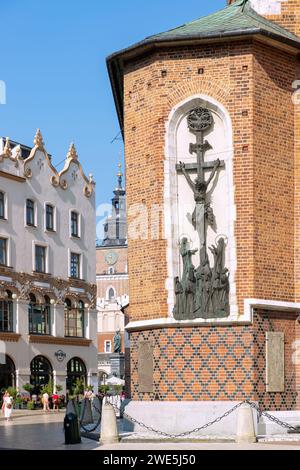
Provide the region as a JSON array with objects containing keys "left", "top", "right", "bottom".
[
  {"left": 70, "top": 252, "right": 80, "bottom": 279},
  {"left": 71, "top": 211, "right": 79, "bottom": 237},
  {"left": 29, "top": 299, "right": 51, "bottom": 335},
  {"left": 0, "top": 238, "right": 7, "bottom": 266},
  {"left": 0, "top": 192, "right": 5, "bottom": 219},
  {"left": 105, "top": 340, "right": 111, "bottom": 353},
  {"left": 35, "top": 245, "right": 46, "bottom": 273},
  {"left": 0, "top": 294, "right": 13, "bottom": 332},
  {"left": 45, "top": 204, "right": 54, "bottom": 231},
  {"left": 26, "top": 199, "right": 35, "bottom": 226},
  {"left": 64, "top": 302, "right": 84, "bottom": 338}
]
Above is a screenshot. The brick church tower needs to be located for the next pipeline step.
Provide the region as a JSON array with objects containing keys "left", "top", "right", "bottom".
[{"left": 107, "top": 0, "right": 300, "bottom": 434}]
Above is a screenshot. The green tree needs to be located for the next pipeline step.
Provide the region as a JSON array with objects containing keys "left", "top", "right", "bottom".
[{"left": 73, "top": 378, "right": 85, "bottom": 396}]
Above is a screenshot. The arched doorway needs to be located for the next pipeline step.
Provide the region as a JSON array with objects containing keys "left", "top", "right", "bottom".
[
  {"left": 30, "top": 356, "right": 53, "bottom": 394},
  {"left": 66, "top": 357, "right": 87, "bottom": 394},
  {"left": 0, "top": 355, "right": 16, "bottom": 392}
]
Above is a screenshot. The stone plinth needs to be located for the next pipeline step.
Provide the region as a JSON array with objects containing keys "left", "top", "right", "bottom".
[{"left": 110, "top": 353, "right": 125, "bottom": 378}]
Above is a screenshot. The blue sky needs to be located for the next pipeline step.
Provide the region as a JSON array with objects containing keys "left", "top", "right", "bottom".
[{"left": 1, "top": 0, "right": 225, "bottom": 214}]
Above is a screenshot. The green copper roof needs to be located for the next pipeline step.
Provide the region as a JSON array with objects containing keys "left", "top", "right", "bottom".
[
  {"left": 107, "top": 0, "right": 300, "bottom": 132},
  {"left": 147, "top": 0, "right": 300, "bottom": 44}
]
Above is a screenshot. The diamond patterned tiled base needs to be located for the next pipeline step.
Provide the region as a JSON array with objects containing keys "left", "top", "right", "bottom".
[{"left": 128, "top": 310, "right": 300, "bottom": 411}]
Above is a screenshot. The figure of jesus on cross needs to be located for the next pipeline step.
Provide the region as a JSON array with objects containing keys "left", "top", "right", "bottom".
[{"left": 177, "top": 107, "right": 224, "bottom": 264}]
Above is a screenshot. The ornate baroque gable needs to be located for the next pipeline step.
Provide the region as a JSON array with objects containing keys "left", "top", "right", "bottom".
[{"left": 21, "top": 129, "right": 95, "bottom": 198}]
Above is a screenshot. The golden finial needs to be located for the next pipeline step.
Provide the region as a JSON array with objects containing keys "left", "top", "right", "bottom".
[
  {"left": 117, "top": 162, "right": 123, "bottom": 177},
  {"left": 67, "top": 142, "right": 78, "bottom": 161},
  {"left": 34, "top": 129, "right": 45, "bottom": 150},
  {"left": 3, "top": 137, "right": 12, "bottom": 157},
  {"left": 117, "top": 162, "right": 123, "bottom": 188}
]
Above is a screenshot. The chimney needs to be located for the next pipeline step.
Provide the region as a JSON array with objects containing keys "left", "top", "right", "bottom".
[{"left": 227, "top": 0, "right": 300, "bottom": 36}]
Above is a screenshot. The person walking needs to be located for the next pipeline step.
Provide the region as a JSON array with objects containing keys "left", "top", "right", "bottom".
[
  {"left": 2, "top": 391, "right": 13, "bottom": 422},
  {"left": 52, "top": 391, "right": 59, "bottom": 412},
  {"left": 42, "top": 392, "right": 50, "bottom": 413}
]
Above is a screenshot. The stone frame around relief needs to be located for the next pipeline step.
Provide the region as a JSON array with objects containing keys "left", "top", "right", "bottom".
[{"left": 164, "top": 94, "right": 238, "bottom": 322}]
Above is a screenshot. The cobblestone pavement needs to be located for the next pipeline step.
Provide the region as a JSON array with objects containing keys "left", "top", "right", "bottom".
[
  {"left": 1, "top": 412, "right": 300, "bottom": 450},
  {"left": 0, "top": 412, "right": 98, "bottom": 450}
]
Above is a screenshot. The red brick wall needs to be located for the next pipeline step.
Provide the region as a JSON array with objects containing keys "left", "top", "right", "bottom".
[
  {"left": 124, "top": 42, "right": 255, "bottom": 321},
  {"left": 97, "top": 332, "right": 125, "bottom": 353},
  {"left": 253, "top": 43, "right": 296, "bottom": 301},
  {"left": 253, "top": 311, "right": 299, "bottom": 410},
  {"left": 96, "top": 246, "right": 129, "bottom": 299},
  {"left": 96, "top": 246, "right": 128, "bottom": 275},
  {"left": 124, "top": 41, "right": 297, "bottom": 322}
]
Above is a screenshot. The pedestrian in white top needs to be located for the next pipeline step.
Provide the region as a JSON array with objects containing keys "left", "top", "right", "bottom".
[
  {"left": 42, "top": 392, "right": 50, "bottom": 413},
  {"left": 2, "top": 391, "right": 13, "bottom": 421}
]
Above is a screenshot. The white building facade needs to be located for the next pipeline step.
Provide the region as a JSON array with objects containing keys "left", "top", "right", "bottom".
[{"left": 0, "top": 131, "right": 98, "bottom": 395}]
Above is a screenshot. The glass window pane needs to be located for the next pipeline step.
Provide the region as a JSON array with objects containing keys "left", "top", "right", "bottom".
[
  {"left": 28, "top": 297, "right": 50, "bottom": 335},
  {"left": 0, "top": 238, "right": 7, "bottom": 265},
  {"left": 71, "top": 212, "right": 79, "bottom": 237},
  {"left": 35, "top": 246, "right": 46, "bottom": 273},
  {"left": 0, "top": 192, "right": 5, "bottom": 219},
  {"left": 70, "top": 253, "right": 80, "bottom": 278},
  {"left": 64, "top": 303, "right": 84, "bottom": 338},
  {"left": 26, "top": 199, "right": 35, "bottom": 226},
  {"left": 0, "top": 297, "right": 13, "bottom": 332},
  {"left": 46, "top": 205, "right": 54, "bottom": 230}
]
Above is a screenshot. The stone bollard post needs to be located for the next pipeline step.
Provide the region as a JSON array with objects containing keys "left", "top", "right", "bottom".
[
  {"left": 99, "top": 402, "right": 119, "bottom": 445},
  {"left": 236, "top": 403, "right": 257, "bottom": 444}
]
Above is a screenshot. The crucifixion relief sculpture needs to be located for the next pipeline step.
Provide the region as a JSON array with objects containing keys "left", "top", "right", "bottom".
[{"left": 174, "top": 107, "right": 230, "bottom": 320}]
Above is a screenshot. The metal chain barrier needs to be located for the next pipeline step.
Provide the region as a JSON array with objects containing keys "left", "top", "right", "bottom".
[
  {"left": 111, "top": 400, "right": 244, "bottom": 438},
  {"left": 108, "top": 398, "right": 299, "bottom": 438},
  {"left": 79, "top": 398, "right": 102, "bottom": 433},
  {"left": 244, "top": 400, "right": 298, "bottom": 433}
]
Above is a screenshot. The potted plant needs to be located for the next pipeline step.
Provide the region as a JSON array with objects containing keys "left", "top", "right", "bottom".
[
  {"left": 7, "top": 387, "right": 18, "bottom": 400},
  {"left": 15, "top": 397, "right": 23, "bottom": 410},
  {"left": 23, "top": 383, "right": 34, "bottom": 396},
  {"left": 27, "top": 400, "right": 35, "bottom": 411}
]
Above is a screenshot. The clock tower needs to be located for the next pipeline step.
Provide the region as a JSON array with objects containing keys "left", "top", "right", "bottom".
[
  {"left": 96, "top": 165, "right": 129, "bottom": 384},
  {"left": 102, "top": 164, "right": 127, "bottom": 247}
]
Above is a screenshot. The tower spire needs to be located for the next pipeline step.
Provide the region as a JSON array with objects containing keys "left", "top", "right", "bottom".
[{"left": 117, "top": 162, "right": 123, "bottom": 189}]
